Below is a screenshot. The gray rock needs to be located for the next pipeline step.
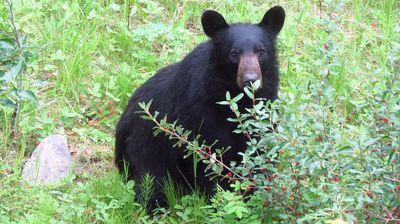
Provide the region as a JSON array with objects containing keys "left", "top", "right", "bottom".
[{"left": 22, "top": 134, "right": 71, "bottom": 185}]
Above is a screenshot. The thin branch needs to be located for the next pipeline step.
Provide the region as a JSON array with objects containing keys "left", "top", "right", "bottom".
[
  {"left": 384, "top": 176, "right": 400, "bottom": 183},
  {"left": 142, "top": 107, "right": 248, "bottom": 182},
  {"left": 127, "top": 0, "right": 131, "bottom": 31},
  {"left": 362, "top": 208, "right": 400, "bottom": 223},
  {"left": 318, "top": 0, "right": 322, "bottom": 18},
  {"left": 229, "top": 102, "right": 252, "bottom": 141},
  {"left": 4, "top": 0, "right": 22, "bottom": 139},
  {"left": 4, "top": 0, "right": 21, "bottom": 47}
]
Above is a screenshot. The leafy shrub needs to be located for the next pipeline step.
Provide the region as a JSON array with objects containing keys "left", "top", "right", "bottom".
[{"left": 140, "top": 47, "right": 399, "bottom": 222}]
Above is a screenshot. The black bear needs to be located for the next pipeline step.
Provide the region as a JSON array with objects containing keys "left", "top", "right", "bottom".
[{"left": 115, "top": 6, "right": 285, "bottom": 210}]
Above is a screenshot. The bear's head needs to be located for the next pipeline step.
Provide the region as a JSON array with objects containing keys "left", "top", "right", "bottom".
[{"left": 201, "top": 6, "right": 285, "bottom": 91}]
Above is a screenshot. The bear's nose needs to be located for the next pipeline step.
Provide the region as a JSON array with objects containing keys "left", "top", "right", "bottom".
[{"left": 242, "top": 73, "right": 259, "bottom": 88}]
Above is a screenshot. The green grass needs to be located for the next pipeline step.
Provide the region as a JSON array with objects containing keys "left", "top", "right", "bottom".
[
  {"left": 1, "top": 170, "right": 140, "bottom": 223},
  {"left": 0, "top": 0, "right": 399, "bottom": 223}
]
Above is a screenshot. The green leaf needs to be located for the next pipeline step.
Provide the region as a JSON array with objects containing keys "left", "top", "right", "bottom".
[
  {"left": 244, "top": 87, "right": 254, "bottom": 99},
  {"left": 388, "top": 150, "right": 398, "bottom": 165},
  {"left": 325, "top": 218, "right": 348, "bottom": 224},
  {"left": 231, "top": 102, "right": 238, "bottom": 111},
  {"left": 251, "top": 80, "right": 261, "bottom": 90},
  {"left": 314, "top": 122, "right": 324, "bottom": 132},
  {"left": 363, "top": 137, "right": 380, "bottom": 147},
  {"left": 232, "top": 93, "right": 244, "bottom": 103},
  {"left": 0, "top": 38, "right": 15, "bottom": 62},
  {"left": 225, "top": 91, "right": 231, "bottom": 101},
  {"left": 0, "top": 98, "right": 15, "bottom": 108},
  {"left": 32, "top": 80, "right": 49, "bottom": 88},
  {"left": 236, "top": 210, "right": 243, "bottom": 219},
  {"left": 16, "top": 90, "right": 37, "bottom": 102},
  {"left": 309, "top": 160, "right": 320, "bottom": 174},
  {"left": 0, "top": 38, "right": 15, "bottom": 48},
  {"left": 216, "top": 101, "right": 230, "bottom": 105},
  {"left": 9, "top": 89, "right": 37, "bottom": 102},
  {"left": 0, "top": 58, "right": 24, "bottom": 82},
  {"left": 87, "top": 9, "right": 97, "bottom": 20}
]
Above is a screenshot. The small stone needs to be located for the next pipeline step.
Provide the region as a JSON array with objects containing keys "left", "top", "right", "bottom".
[{"left": 22, "top": 134, "right": 71, "bottom": 185}]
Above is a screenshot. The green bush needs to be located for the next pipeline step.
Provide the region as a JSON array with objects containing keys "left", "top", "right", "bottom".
[
  {"left": 141, "top": 72, "right": 399, "bottom": 223},
  {"left": 140, "top": 35, "right": 399, "bottom": 223}
]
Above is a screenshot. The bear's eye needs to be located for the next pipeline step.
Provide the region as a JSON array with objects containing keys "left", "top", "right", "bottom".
[
  {"left": 230, "top": 49, "right": 239, "bottom": 58},
  {"left": 257, "top": 48, "right": 266, "bottom": 56}
]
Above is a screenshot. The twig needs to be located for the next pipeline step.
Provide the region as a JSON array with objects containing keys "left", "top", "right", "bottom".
[
  {"left": 318, "top": 0, "right": 322, "bottom": 18},
  {"left": 229, "top": 101, "right": 252, "bottom": 141},
  {"left": 4, "top": 0, "right": 20, "bottom": 47},
  {"left": 142, "top": 107, "right": 247, "bottom": 182},
  {"left": 4, "top": 0, "right": 22, "bottom": 139},
  {"left": 362, "top": 208, "right": 400, "bottom": 223},
  {"left": 384, "top": 176, "right": 400, "bottom": 183},
  {"left": 127, "top": 0, "right": 131, "bottom": 31}
]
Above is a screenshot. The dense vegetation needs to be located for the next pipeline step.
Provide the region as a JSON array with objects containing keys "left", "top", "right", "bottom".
[{"left": 1, "top": 0, "right": 399, "bottom": 223}]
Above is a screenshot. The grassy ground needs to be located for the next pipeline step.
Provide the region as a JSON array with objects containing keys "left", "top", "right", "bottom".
[{"left": 0, "top": 0, "right": 399, "bottom": 223}]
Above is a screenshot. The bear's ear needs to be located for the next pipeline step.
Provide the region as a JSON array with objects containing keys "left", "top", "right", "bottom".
[
  {"left": 201, "top": 10, "right": 229, "bottom": 38},
  {"left": 259, "top": 6, "right": 285, "bottom": 34}
]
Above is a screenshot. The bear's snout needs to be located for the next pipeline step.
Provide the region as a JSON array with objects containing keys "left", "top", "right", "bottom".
[
  {"left": 237, "top": 54, "right": 262, "bottom": 90},
  {"left": 242, "top": 73, "right": 259, "bottom": 87}
]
